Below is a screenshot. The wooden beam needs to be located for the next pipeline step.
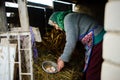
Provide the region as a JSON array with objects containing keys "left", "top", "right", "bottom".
[
  {"left": 18, "top": 0, "right": 29, "bottom": 31},
  {"left": 0, "top": 0, "right": 8, "bottom": 32}
]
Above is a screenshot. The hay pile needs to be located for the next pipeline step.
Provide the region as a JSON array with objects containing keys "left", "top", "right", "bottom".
[{"left": 33, "top": 29, "right": 85, "bottom": 80}]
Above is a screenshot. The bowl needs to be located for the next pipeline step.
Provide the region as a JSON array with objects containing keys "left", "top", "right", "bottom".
[{"left": 42, "top": 61, "right": 58, "bottom": 74}]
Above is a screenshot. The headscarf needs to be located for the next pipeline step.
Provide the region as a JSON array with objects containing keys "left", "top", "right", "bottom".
[{"left": 48, "top": 10, "right": 72, "bottom": 30}]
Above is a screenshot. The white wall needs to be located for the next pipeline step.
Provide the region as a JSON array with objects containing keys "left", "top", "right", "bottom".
[{"left": 101, "top": 0, "right": 120, "bottom": 80}]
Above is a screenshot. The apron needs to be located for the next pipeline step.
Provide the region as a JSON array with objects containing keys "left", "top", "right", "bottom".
[{"left": 79, "top": 26, "right": 97, "bottom": 72}]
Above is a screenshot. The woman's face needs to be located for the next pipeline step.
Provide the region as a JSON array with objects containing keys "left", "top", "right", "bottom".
[
  {"left": 49, "top": 20, "right": 62, "bottom": 31},
  {"left": 53, "top": 23, "right": 62, "bottom": 31}
]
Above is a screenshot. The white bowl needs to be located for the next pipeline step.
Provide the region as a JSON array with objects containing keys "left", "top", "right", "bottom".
[{"left": 42, "top": 61, "right": 58, "bottom": 73}]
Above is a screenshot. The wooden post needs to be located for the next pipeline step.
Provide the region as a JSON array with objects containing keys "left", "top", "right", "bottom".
[
  {"left": 0, "top": 0, "right": 8, "bottom": 33},
  {"left": 18, "top": 0, "right": 29, "bottom": 31}
]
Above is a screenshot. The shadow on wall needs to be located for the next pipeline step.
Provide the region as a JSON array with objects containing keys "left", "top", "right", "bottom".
[{"left": 73, "top": 2, "right": 107, "bottom": 25}]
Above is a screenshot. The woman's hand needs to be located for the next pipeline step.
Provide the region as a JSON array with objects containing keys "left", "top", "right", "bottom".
[{"left": 57, "top": 57, "right": 64, "bottom": 71}]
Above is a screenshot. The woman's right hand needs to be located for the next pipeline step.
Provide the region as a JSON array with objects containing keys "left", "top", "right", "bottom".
[{"left": 57, "top": 57, "right": 64, "bottom": 71}]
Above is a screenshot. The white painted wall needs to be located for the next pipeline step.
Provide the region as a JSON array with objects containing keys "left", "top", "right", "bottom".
[{"left": 101, "top": 0, "right": 120, "bottom": 80}]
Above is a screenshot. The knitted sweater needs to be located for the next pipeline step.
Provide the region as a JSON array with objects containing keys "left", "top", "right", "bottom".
[{"left": 60, "top": 12, "right": 105, "bottom": 62}]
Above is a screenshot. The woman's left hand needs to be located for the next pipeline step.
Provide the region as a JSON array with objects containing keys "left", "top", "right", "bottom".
[{"left": 57, "top": 57, "right": 64, "bottom": 71}]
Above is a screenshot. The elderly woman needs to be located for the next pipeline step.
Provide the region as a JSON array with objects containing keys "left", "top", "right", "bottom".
[{"left": 48, "top": 10, "right": 105, "bottom": 80}]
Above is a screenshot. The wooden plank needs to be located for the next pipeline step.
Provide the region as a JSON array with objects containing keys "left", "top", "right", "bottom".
[
  {"left": 18, "top": 0, "right": 29, "bottom": 31},
  {"left": 0, "top": 43, "right": 17, "bottom": 80},
  {"left": 0, "top": 0, "right": 8, "bottom": 32},
  {"left": 31, "top": 27, "right": 42, "bottom": 42}
]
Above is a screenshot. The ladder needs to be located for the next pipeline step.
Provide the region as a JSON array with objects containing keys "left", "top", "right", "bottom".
[
  {"left": 0, "top": 0, "right": 33, "bottom": 79},
  {"left": 0, "top": 31, "right": 33, "bottom": 80}
]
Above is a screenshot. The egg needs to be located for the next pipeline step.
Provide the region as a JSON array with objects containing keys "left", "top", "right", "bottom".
[{"left": 46, "top": 66, "right": 56, "bottom": 73}]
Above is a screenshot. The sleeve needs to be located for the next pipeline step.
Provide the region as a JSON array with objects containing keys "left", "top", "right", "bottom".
[{"left": 60, "top": 14, "right": 79, "bottom": 62}]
